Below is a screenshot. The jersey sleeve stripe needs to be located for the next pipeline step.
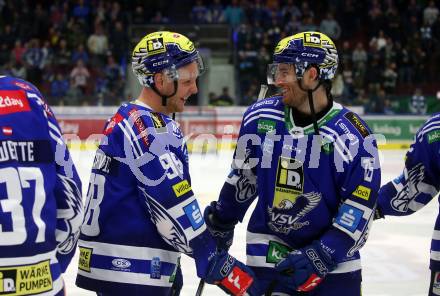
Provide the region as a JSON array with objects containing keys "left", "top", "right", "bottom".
[
  {"left": 243, "top": 113, "right": 284, "bottom": 127},
  {"left": 118, "top": 121, "right": 142, "bottom": 159},
  {"left": 243, "top": 108, "right": 284, "bottom": 122}
]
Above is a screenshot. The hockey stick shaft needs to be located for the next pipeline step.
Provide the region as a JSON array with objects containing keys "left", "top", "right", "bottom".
[{"left": 195, "top": 278, "right": 205, "bottom": 296}]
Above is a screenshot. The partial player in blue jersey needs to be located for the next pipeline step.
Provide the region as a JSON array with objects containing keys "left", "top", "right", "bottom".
[
  {"left": 75, "top": 31, "right": 259, "bottom": 296},
  {"left": 376, "top": 114, "right": 440, "bottom": 296},
  {"left": 0, "top": 76, "right": 83, "bottom": 296},
  {"left": 204, "top": 32, "right": 381, "bottom": 295}
]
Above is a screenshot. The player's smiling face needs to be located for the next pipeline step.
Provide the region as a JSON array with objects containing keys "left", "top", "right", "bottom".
[
  {"left": 274, "top": 64, "right": 307, "bottom": 108},
  {"left": 165, "top": 62, "right": 199, "bottom": 113}
]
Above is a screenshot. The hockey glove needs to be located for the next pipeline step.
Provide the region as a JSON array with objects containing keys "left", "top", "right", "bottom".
[
  {"left": 275, "top": 241, "right": 336, "bottom": 292},
  {"left": 204, "top": 201, "right": 237, "bottom": 251},
  {"left": 204, "top": 250, "right": 260, "bottom": 296},
  {"left": 374, "top": 205, "right": 384, "bottom": 220}
]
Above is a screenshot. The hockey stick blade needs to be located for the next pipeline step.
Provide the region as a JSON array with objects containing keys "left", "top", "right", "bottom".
[{"left": 195, "top": 279, "right": 205, "bottom": 296}]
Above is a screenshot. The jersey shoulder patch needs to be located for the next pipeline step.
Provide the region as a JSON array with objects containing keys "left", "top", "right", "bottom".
[{"left": 343, "top": 111, "right": 370, "bottom": 138}]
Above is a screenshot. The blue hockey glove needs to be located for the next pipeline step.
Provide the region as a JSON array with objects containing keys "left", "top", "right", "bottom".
[
  {"left": 204, "top": 201, "right": 237, "bottom": 251},
  {"left": 275, "top": 241, "right": 336, "bottom": 292},
  {"left": 204, "top": 250, "right": 260, "bottom": 296}
]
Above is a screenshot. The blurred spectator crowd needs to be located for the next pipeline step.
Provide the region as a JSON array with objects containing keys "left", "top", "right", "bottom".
[{"left": 1, "top": 0, "right": 440, "bottom": 114}]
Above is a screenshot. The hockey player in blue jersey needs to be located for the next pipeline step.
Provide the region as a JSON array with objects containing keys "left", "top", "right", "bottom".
[
  {"left": 75, "top": 31, "right": 259, "bottom": 296},
  {"left": 204, "top": 31, "right": 381, "bottom": 295},
  {"left": 376, "top": 114, "right": 440, "bottom": 295},
  {"left": 0, "top": 76, "right": 83, "bottom": 296}
]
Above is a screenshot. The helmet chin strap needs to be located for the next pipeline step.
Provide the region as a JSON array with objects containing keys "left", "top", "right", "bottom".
[
  {"left": 296, "top": 79, "right": 322, "bottom": 135},
  {"left": 150, "top": 80, "right": 179, "bottom": 119}
]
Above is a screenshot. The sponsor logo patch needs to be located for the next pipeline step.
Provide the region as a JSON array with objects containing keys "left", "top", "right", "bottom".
[
  {"left": 150, "top": 257, "right": 161, "bottom": 279},
  {"left": 304, "top": 32, "right": 322, "bottom": 47},
  {"left": 335, "top": 204, "right": 363, "bottom": 233},
  {"left": 112, "top": 258, "right": 131, "bottom": 270},
  {"left": 128, "top": 108, "right": 149, "bottom": 147},
  {"left": 352, "top": 185, "right": 371, "bottom": 200},
  {"left": 104, "top": 113, "right": 124, "bottom": 135},
  {"left": 0, "top": 90, "right": 31, "bottom": 115},
  {"left": 183, "top": 200, "right": 204, "bottom": 230},
  {"left": 273, "top": 157, "right": 303, "bottom": 207},
  {"left": 147, "top": 37, "right": 166, "bottom": 55},
  {"left": 151, "top": 112, "right": 167, "bottom": 133},
  {"left": 172, "top": 179, "right": 192, "bottom": 197},
  {"left": 220, "top": 266, "right": 253, "bottom": 296},
  {"left": 78, "top": 247, "right": 92, "bottom": 272},
  {"left": 0, "top": 260, "right": 53, "bottom": 295},
  {"left": 428, "top": 130, "right": 440, "bottom": 144},
  {"left": 257, "top": 119, "right": 276, "bottom": 133},
  {"left": 344, "top": 112, "right": 369, "bottom": 138},
  {"left": 266, "top": 241, "right": 292, "bottom": 264}
]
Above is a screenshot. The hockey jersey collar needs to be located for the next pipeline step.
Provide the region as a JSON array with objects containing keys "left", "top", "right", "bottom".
[
  {"left": 285, "top": 102, "right": 343, "bottom": 135},
  {"left": 132, "top": 99, "right": 153, "bottom": 111}
]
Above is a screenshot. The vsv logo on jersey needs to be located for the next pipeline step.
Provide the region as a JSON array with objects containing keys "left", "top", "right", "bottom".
[
  {"left": 268, "top": 192, "right": 321, "bottom": 234},
  {"left": 172, "top": 180, "right": 192, "bottom": 197},
  {"left": 0, "top": 90, "right": 31, "bottom": 115},
  {"left": 183, "top": 200, "right": 204, "bottom": 230},
  {"left": 335, "top": 204, "right": 363, "bottom": 233},
  {"left": 0, "top": 261, "right": 53, "bottom": 295},
  {"left": 273, "top": 157, "right": 304, "bottom": 208},
  {"left": 151, "top": 112, "right": 167, "bottom": 134}
]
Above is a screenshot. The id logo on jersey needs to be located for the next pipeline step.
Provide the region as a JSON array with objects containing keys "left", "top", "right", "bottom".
[
  {"left": 335, "top": 204, "right": 363, "bottom": 233},
  {"left": 273, "top": 157, "right": 303, "bottom": 208},
  {"left": 183, "top": 200, "right": 204, "bottom": 230}
]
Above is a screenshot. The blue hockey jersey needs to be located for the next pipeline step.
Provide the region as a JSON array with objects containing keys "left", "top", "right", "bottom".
[
  {"left": 216, "top": 97, "right": 380, "bottom": 278},
  {"left": 378, "top": 113, "right": 440, "bottom": 270},
  {"left": 76, "top": 100, "right": 216, "bottom": 295},
  {"left": 0, "top": 76, "right": 83, "bottom": 295}
]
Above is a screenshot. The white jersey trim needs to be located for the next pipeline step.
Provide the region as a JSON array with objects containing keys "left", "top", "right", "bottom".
[
  {"left": 0, "top": 250, "right": 58, "bottom": 266},
  {"left": 77, "top": 267, "right": 173, "bottom": 287},
  {"left": 78, "top": 240, "right": 180, "bottom": 263}
]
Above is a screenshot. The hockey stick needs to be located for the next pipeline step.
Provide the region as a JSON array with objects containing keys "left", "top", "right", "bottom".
[
  {"left": 195, "top": 277, "right": 205, "bottom": 296},
  {"left": 257, "top": 84, "right": 268, "bottom": 101},
  {"left": 195, "top": 84, "right": 268, "bottom": 296}
]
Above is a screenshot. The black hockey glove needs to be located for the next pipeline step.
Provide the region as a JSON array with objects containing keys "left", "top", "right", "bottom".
[{"left": 204, "top": 201, "right": 237, "bottom": 251}]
